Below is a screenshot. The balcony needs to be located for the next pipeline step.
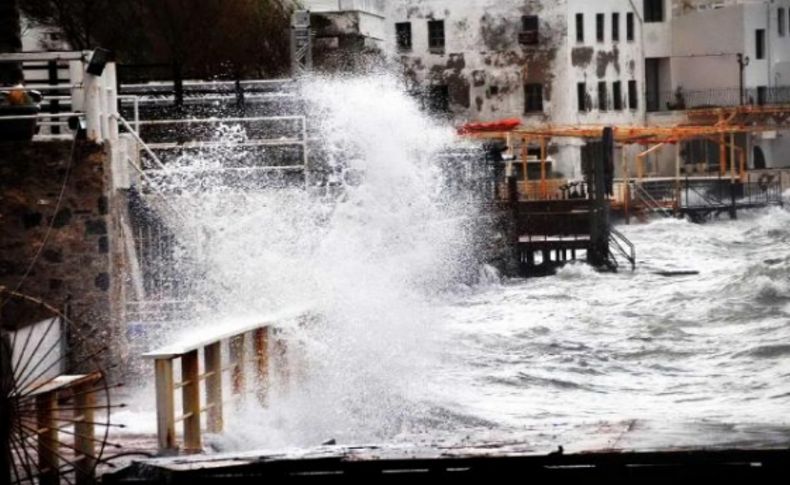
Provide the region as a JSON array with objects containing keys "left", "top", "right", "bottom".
[{"left": 647, "top": 86, "right": 790, "bottom": 112}]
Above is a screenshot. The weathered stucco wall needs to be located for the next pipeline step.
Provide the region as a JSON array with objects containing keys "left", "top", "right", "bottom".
[{"left": 0, "top": 140, "right": 127, "bottom": 376}]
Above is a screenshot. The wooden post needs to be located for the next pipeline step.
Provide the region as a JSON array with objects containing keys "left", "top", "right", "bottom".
[
  {"left": 272, "top": 331, "right": 289, "bottom": 393},
  {"left": 36, "top": 392, "right": 59, "bottom": 485},
  {"left": 253, "top": 328, "right": 270, "bottom": 406},
  {"left": 0, "top": 334, "right": 13, "bottom": 485},
  {"left": 540, "top": 136, "right": 547, "bottom": 199},
  {"left": 181, "top": 350, "right": 201, "bottom": 453},
  {"left": 675, "top": 143, "right": 682, "bottom": 216},
  {"left": 74, "top": 382, "right": 96, "bottom": 485},
  {"left": 719, "top": 133, "right": 727, "bottom": 176},
  {"left": 230, "top": 335, "right": 247, "bottom": 396},
  {"left": 623, "top": 147, "right": 630, "bottom": 225},
  {"left": 154, "top": 358, "right": 177, "bottom": 453},
  {"left": 204, "top": 342, "right": 223, "bottom": 433}
]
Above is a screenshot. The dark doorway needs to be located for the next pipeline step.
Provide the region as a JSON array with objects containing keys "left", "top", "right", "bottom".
[{"left": 753, "top": 146, "right": 767, "bottom": 169}]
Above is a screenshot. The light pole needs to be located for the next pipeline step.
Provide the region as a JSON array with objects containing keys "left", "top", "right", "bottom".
[{"left": 737, "top": 53, "right": 750, "bottom": 105}]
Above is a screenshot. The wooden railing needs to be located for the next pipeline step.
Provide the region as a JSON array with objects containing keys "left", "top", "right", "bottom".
[
  {"left": 21, "top": 373, "right": 103, "bottom": 485},
  {"left": 143, "top": 310, "right": 309, "bottom": 454}
]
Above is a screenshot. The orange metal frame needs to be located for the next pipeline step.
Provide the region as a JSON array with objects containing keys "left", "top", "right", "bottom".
[{"left": 463, "top": 104, "right": 790, "bottom": 199}]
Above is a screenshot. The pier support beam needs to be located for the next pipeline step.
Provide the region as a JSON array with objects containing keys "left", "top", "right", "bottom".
[
  {"left": 204, "top": 343, "right": 223, "bottom": 433},
  {"left": 74, "top": 381, "right": 96, "bottom": 485},
  {"left": 154, "top": 359, "right": 176, "bottom": 453},
  {"left": 181, "top": 351, "right": 201, "bottom": 453},
  {"left": 254, "top": 328, "right": 270, "bottom": 406}
]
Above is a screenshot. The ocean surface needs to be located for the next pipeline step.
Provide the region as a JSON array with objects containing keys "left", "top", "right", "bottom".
[{"left": 118, "top": 75, "right": 790, "bottom": 455}]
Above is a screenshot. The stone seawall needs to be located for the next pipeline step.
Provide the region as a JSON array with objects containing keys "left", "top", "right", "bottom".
[{"left": 0, "top": 140, "right": 126, "bottom": 377}]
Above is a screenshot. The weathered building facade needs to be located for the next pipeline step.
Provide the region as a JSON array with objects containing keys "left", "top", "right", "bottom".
[{"left": 306, "top": 0, "right": 790, "bottom": 175}]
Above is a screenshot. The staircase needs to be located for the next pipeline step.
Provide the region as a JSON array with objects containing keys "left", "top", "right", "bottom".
[{"left": 607, "top": 227, "right": 636, "bottom": 271}]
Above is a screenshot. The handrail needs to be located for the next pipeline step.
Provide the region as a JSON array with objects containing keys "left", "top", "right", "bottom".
[
  {"left": 609, "top": 227, "right": 636, "bottom": 271},
  {"left": 632, "top": 182, "right": 673, "bottom": 218},
  {"left": 144, "top": 311, "right": 310, "bottom": 454},
  {"left": 686, "top": 184, "right": 728, "bottom": 208}
]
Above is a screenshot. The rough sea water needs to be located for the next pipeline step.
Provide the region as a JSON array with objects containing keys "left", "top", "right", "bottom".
[{"left": 120, "top": 75, "right": 790, "bottom": 455}]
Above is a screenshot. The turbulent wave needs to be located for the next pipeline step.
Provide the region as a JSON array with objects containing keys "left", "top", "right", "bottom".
[{"left": 125, "top": 74, "right": 790, "bottom": 452}]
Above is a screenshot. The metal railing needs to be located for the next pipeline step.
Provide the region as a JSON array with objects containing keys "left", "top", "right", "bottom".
[
  {"left": 648, "top": 86, "right": 790, "bottom": 111},
  {"left": 0, "top": 51, "right": 120, "bottom": 143},
  {"left": 609, "top": 227, "right": 636, "bottom": 271}
]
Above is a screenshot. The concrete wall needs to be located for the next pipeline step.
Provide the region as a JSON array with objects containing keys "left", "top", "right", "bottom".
[
  {"left": 0, "top": 141, "right": 127, "bottom": 377},
  {"left": 20, "top": 15, "right": 69, "bottom": 52}
]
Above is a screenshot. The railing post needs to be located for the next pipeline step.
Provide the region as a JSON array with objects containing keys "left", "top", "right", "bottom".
[
  {"left": 154, "top": 358, "right": 177, "bottom": 453},
  {"left": 68, "top": 60, "right": 85, "bottom": 111},
  {"left": 36, "top": 391, "right": 59, "bottom": 485},
  {"left": 99, "top": 73, "right": 110, "bottom": 142},
  {"left": 273, "top": 329, "right": 289, "bottom": 394},
  {"left": 105, "top": 63, "right": 119, "bottom": 142},
  {"left": 181, "top": 350, "right": 201, "bottom": 453},
  {"left": 253, "top": 327, "right": 270, "bottom": 406},
  {"left": 204, "top": 342, "right": 223, "bottom": 433},
  {"left": 230, "top": 335, "right": 247, "bottom": 396},
  {"left": 74, "top": 381, "right": 96, "bottom": 485},
  {"left": 84, "top": 72, "right": 102, "bottom": 142}
]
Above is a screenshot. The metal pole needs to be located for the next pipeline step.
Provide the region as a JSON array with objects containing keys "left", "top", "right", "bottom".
[{"left": 0, "top": 333, "right": 13, "bottom": 485}]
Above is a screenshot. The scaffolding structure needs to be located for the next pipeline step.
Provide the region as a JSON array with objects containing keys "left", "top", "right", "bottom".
[{"left": 462, "top": 104, "right": 790, "bottom": 217}]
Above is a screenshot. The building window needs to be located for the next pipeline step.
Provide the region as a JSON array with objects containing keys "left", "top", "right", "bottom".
[
  {"left": 428, "top": 20, "right": 445, "bottom": 51},
  {"left": 578, "top": 82, "right": 588, "bottom": 111},
  {"left": 576, "top": 13, "right": 584, "bottom": 43},
  {"left": 756, "top": 29, "right": 765, "bottom": 59},
  {"left": 426, "top": 85, "right": 449, "bottom": 113},
  {"left": 520, "top": 15, "right": 540, "bottom": 45},
  {"left": 612, "top": 13, "right": 620, "bottom": 42},
  {"left": 780, "top": 8, "right": 786, "bottom": 37},
  {"left": 596, "top": 14, "right": 605, "bottom": 42},
  {"left": 613, "top": 81, "right": 623, "bottom": 110},
  {"left": 396, "top": 22, "right": 412, "bottom": 51},
  {"left": 598, "top": 82, "right": 608, "bottom": 111},
  {"left": 627, "top": 12, "right": 635, "bottom": 41},
  {"left": 524, "top": 83, "right": 544, "bottom": 113},
  {"left": 628, "top": 80, "right": 638, "bottom": 110},
  {"left": 644, "top": 0, "right": 664, "bottom": 23}
]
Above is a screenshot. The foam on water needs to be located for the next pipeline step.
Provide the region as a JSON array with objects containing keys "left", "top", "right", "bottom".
[{"left": 123, "top": 74, "right": 790, "bottom": 452}]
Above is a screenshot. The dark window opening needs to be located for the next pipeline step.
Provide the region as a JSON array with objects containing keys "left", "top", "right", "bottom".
[
  {"left": 524, "top": 83, "right": 544, "bottom": 113},
  {"left": 428, "top": 20, "right": 445, "bottom": 51},
  {"left": 644, "top": 0, "right": 665, "bottom": 23},
  {"left": 780, "top": 8, "right": 786, "bottom": 37},
  {"left": 520, "top": 15, "right": 540, "bottom": 45},
  {"left": 426, "top": 85, "right": 449, "bottom": 113},
  {"left": 596, "top": 14, "right": 605, "bottom": 42},
  {"left": 626, "top": 12, "right": 635, "bottom": 41},
  {"left": 612, "top": 13, "right": 620, "bottom": 42},
  {"left": 396, "top": 22, "right": 412, "bottom": 51},
  {"left": 628, "top": 80, "right": 638, "bottom": 110},
  {"left": 578, "top": 82, "right": 588, "bottom": 111},
  {"left": 598, "top": 82, "right": 608, "bottom": 111},
  {"left": 756, "top": 29, "right": 765, "bottom": 59},
  {"left": 576, "top": 13, "right": 584, "bottom": 43},
  {"left": 753, "top": 146, "right": 767, "bottom": 169},
  {"left": 613, "top": 81, "right": 623, "bottom": 110},
  {"left": 757, "top": 86, "right": 767, "bottom": 105}
]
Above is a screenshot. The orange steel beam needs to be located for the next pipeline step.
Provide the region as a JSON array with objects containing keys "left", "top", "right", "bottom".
[{"left": 465, "top": 119, "right": 787, "bottom": 145}]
